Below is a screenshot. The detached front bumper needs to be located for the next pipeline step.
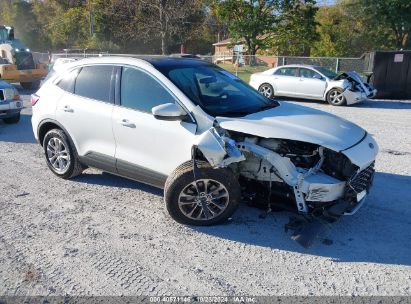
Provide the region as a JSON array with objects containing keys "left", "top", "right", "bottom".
[
  {"left": 343, "top": 90, "right": 367, "bottom": 105},
  {"left": 343, "top": 87, "right": 377, "bottom": 105},
  {"left": 323, "top": 133, "right": 378, "bottom": 216}
]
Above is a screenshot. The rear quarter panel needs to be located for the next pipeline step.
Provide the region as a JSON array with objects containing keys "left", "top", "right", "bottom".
[
  {"left": 249, "top": 73, "right": 277, "bottom": 91},
  {"left": 31, "top": 83, "right": 64, "bottom": 141}
]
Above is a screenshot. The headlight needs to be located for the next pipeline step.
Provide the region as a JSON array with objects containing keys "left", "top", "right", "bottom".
[{"left": 342, "top": 80, "right": 353, "bottom": 91}]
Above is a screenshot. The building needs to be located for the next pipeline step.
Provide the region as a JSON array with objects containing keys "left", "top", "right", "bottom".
[{"left": 212, "top": 38, "right": 278, "bottom": 67}]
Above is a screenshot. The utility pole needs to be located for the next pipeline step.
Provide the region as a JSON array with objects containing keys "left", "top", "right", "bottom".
[{"left": 89, "top": 0, "right": 94, "bottom": 36}]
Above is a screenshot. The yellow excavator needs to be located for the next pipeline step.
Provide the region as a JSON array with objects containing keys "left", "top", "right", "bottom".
[{"left": 0, "top": 25, "right": 48, "bottom": 89}]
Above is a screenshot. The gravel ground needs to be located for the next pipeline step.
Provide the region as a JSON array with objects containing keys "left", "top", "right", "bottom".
[{"left": 0, "top": 88, "right": 410, "bottom": 296}]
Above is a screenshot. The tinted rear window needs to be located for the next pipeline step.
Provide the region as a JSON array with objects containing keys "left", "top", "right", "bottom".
[
  {"left": 274, "top": 67, "right": 297, "bottom": 76},
  {"left": 56, "top": 68, "right": 80, "bottom": 93},
  {"left": 74, "top": 65, "right": 114, "bottom": 103}
]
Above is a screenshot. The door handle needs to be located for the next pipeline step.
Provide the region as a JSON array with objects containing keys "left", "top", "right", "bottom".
[
  {"left": 63, "top": 106, "right": 74, "bottom": 113},
  {"left": 118, "top": 119, "right": 136, "bottom": 128}
]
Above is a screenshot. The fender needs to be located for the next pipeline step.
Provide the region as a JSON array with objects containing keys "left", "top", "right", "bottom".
[{"left": 37, "top": 118, "right": 79, "bottom": 151}]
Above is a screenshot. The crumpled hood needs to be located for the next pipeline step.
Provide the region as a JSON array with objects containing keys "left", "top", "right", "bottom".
[
  {"left": 333, "top": 71, "right": 363, "bottom": 82},
  {"left": 333, "top": 71, "right": 372, "bottom": 95},
  {"left": 216, "top": 101, "right": 366, "bottom": 152}
]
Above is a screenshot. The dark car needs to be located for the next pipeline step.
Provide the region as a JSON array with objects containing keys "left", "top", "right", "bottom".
[{"left": 0, "top": 80, "right": 22, "bottom": 124}]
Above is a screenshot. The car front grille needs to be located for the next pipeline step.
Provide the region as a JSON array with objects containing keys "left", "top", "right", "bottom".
[{"left": 348, "top": 162, "right": 375, "bottom": 193}]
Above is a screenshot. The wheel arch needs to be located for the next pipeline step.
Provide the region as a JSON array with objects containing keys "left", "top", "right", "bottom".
[
  {"left": 324, "top": 86, "right": 342, "bottom": 100},
  {"left": 260, "top": 78, "right": 277, "bottom": 91},
  {"left": 37, "top": 119, "right": 77, "bottom": 150}
]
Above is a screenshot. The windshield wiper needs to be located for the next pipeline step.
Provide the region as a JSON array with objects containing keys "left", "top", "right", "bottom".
[
  {"left": 217, "top": 111, "right": 251, "bottom": 117},
  {"left": 260, "top": 101, "right": 279, "bottom": 111}
]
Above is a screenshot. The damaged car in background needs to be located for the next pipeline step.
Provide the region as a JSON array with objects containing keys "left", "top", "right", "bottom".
[
  {"left": 31, "top": 57, "right": 378, "bottom": 247},
  {"left": 249, "top": 64, "right": 377, "bottom": 106}
]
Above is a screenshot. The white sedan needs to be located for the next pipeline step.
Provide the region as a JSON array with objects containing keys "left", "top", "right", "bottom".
[{"left": 249, "top": 64, "right": 377, "bottom": 106}]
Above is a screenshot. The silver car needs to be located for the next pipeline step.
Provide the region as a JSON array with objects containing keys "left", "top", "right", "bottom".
[{"left": 249, "top": 64, "right": 377, "bottom": 106}]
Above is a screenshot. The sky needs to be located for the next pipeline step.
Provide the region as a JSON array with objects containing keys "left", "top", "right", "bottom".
[{"left": 316, "top": 0, "right": 336, "bottom": 5}]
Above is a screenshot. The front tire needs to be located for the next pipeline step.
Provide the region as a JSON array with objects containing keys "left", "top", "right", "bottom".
[
  {"left": 258, "top": 83, "right": 275, "bottom": 99},
  {"left": 3, "top": 113, "right": 20, "bottom": 124},
  {"left": 43, "top": 129, "right": 83, "bottom": 179},
  {"left": 326, "top": 88, "right": 347, "bottom": 106},
  {"left": 164, "top": 161, "right": 241, "bottom": 226}
]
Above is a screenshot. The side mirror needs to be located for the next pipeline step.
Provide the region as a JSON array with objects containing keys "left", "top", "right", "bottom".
[
  {"left": 152, "top": 103, "right": 188, "bottom": 121},
  {"left": 313, "top": 74, "right": 324, "bottom": 81}
]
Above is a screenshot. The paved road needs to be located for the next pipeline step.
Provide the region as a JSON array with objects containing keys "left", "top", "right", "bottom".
[{"left": 1, "top": 88, "right": 410, "bottom": 296}]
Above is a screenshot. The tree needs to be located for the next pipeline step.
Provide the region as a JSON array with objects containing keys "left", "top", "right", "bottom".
[
  {"left": 91, "top": 0, "right": 140, "bottom": 51},
  {"left": 32, "top": 1, "right": 90, "bottom": 49},
  {"left": 136, "top": 0, "right": 206, "bottom": 55},
  {"left": 357, "top": 0, "right": 411, "bottom": 49},
  {"left": 311, "top": 0, "right": 407, "bottom": 57},
  {"left": 0, "top": 0, "right": 47, "bottom": 51},
  {"left": 213, "top": 0, "right": 278, "bottom": 58},
  {"left": 272, "top": 0, "right": 319, "bottom": 56}
]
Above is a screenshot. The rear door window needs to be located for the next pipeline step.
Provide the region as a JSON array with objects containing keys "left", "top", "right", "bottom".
[
  {"left": 74, "top": 65, "right": 114, "bottom": 103},
  {"left": 299, "top": 68, "right": 322, "bottom": 79},
  {"left": 274, "top": 67, "right": 297, "bottom": 77},
  {"left": 56, "top": 68, "right": 80, "bottom": 93}
]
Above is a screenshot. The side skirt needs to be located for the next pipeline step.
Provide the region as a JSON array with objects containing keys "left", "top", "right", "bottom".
[
  {"left": 116, "top": 159, "right": 167, "bottom": 189},
  {"left": 79, "top": 152, "right": 167, "bottom": 189}
]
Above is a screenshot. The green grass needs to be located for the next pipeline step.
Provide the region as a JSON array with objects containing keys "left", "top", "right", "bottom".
[{"left": 217, "top": 63, "right": 268, "bottom": 83}]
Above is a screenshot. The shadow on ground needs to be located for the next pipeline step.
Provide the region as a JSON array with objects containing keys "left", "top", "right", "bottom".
[
  {"left": 277, "top": 97, "right": 411, "bottom": 110},
  {"left": 193, "top": 171, "right": 411, "bottom": 266},
  {"left": 75, "top": 171, "right": 163, "bottom": 196},
  {"left": 0, "top": 113, "right": 36, "bottom": 144},
  {"left": 72, "top": 167, "right": 411, "bottom": 266}
]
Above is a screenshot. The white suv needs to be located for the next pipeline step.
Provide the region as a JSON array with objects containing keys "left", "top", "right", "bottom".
[{"left": 31, "top": 57, "right": 378, "bottom": 245}]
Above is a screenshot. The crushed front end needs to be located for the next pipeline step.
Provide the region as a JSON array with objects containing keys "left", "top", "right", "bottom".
[
  {"left": 334, "top": 71, "right": 377, "bottom": 105},
  {"left": 195, "top": 126, "right": 379, "bottom": 247}
]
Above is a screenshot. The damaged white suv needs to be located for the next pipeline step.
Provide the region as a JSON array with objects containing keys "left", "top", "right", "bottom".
[{"left": 32, "top": 57, "right": 378, "bottom": 242}]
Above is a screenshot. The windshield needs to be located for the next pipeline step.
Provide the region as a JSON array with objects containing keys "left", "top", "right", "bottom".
[
  {"left": 315, "top": 66, "right": 337, "bottom": 79},
  {"left": 15, "top": 52, "right": 35, "bottom": 70},
  {"left": 156, "top": 64, "right": 279, "bottom": 117}
]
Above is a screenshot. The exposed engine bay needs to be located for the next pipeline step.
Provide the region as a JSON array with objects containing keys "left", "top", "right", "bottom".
[{"left": 194, "top": 124, "right": 376, "bottom": 247}]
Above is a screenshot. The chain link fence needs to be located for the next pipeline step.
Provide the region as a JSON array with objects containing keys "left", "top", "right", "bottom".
[
  {"left": 277, "top": 56, "right": 365, "bottom": 74},
  {"left": 31, "top": 52, "right": 366, "bottom": 83},
  {"left": 211, "top": 55, "right": 365, "bottom": 82},
  {"left": 32, "top": 52, "right": 50, "bottom": 64}
]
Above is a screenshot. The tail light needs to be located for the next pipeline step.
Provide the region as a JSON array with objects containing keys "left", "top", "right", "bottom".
[
  {"left": 12, "top": 88, "right": 20, "bottom": 100},
  {"left": 30, "top": 94, "right": 40, "bottom": 106}
]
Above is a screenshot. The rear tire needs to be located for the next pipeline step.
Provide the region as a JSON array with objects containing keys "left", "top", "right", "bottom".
[
  {"left": 43, "top": 129, "right": 83, "bottom": 179},
  {"left": 326, "top": 88, "right": 347, "bottom": 106},
  {"left": 258, "top": 83, "right": 275, "bottom": 99},
  {"left": 3, "top": 113, "right": 20, "bottom": 124},
  {"left": 20, "top": 81, "right": 40, "bottom": 90},
  {"left": 164, "top": 161, "right": 241, "bottom": 226}
]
